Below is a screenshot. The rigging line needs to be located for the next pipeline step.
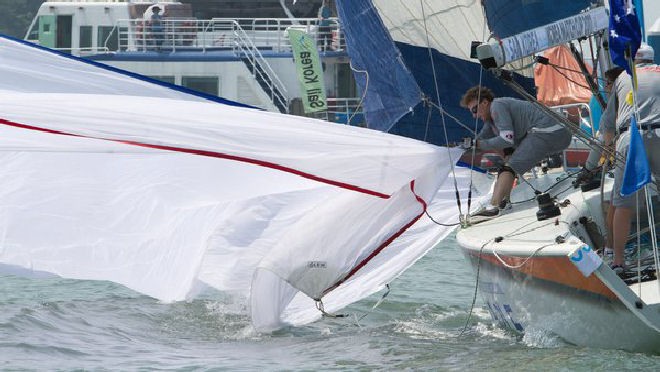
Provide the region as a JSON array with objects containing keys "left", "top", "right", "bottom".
[
  {"left": 550, "top": 65, "right": 592, "bottom": 90},
  {"left": 423, "top": 100, "right": 433, "bottom": 141},
  {"left": 424, "top": 210, "right": 461, "bottom": 227},
  {"left": 459, "top": 239, "right": 492, "bottom": 337},
  {"left": 424, "top": 99, "right": 476, "bottom": 135},
  {"left": 504, "top": 220, "right": 570, "bottom": 240},
  {"left": 348, "top": 61, "right": 369, "bottom": 127},
  {"left": 0, "top": 117, "right": 391, "bottom": 200},
  {"left": 636, "top": 192, "right": 643, "bottom": 294},
  {"left": 547, "top": 63, "right": 587, "bottom": 75},
  {"left": 356, "top": 284, "right": 391, "bottom": 324},
  {"left": 645, "top": 187, "right": 660, "bottom": 294},
  {"left": 508, "top": 169, "right": 582, "bottom": 206},
  {"left": 569, "top": 42, "right": 607, "bottom": 108},
  {"left": 315, "top": 299, "right": 348, "bottom": 318},
  {"left": 419, "top": 0, "right": 463, "bottom": 218},
  {"left": 497, "top": 74, "right": 625, "bottom": 164},
  {"left": 626, "top": 52, "right": 659, "bottom": 291},
  {"left": 541, "top": 168, "right": 584, "bottom": 193},
  {"left": 466, "top": 9, "right": 490, "bottom": 218}
]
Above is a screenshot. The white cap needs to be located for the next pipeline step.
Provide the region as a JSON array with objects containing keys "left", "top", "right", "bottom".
[{"left": 635, "top": 43, "right": 654, "bottom": 62}]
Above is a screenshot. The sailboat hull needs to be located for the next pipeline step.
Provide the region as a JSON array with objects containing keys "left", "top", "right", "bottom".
[
  {"left": 457, "top": 174, "right": 660, "bottom": 353},
  {"left": 461, "top": 250, "right": 660, "bottom": 352}
]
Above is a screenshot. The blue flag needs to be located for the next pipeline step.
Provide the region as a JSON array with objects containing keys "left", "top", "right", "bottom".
[
  {"left": 608, "top": 0, "right": 642, "bottom": 75},
  {"left": 621, "top": 117, "right": 651, "bottom": 196}
]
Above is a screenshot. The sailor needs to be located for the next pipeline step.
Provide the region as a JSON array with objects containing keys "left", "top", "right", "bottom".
[
  {"left": 460, "top": 86, "right": 573, "bottom": 218},
  {"left": 317, "top": 0, "right": 332, "bottom": 51},
  {"left": 596, "top": 44, "right": 660, "bottom": 274},
  {"left": 150, "top": 5, "right": 164, "bottom": 49}
]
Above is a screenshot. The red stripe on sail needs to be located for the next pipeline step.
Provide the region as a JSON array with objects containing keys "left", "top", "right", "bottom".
[{"left": 0, "top": 117, "right": 390, "bottom": 199}]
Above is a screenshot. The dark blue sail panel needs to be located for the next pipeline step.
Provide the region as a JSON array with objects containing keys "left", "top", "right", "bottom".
[
  {"left": 391, "top": 43, "right": 535, "bottom": 146},
  {"left": 335, "top": 0, "right": 421, "bottom": 132},
  {"left": 483, "top": 0, "right": 594, "bottom": 39}
]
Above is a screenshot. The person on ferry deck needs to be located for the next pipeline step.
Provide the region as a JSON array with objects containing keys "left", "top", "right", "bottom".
[
  {"left": 595, "top": 44, "right": 660, "bottom": 274},
  {"left": 317, "top": 0, "right": 332, "bottom": 51},
  {"left": 460, "top": 86, "right": 572, "bottom": 218},
  {"left": 150, "top": 6, "right": 164, "bottom": 50}
]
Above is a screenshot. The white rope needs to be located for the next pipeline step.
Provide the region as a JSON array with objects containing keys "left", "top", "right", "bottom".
[
  {"left": 419, "top": 0, "right": 463, "bottom": 216},
  {"left": 348, "top": 61, "right": 369, "bottom": 127},
  {"left": 465, "top": 6, "right": 491, "bottom": 217},
  {"left": 491, "top": 243, "right": 554, "bottom": 269}
]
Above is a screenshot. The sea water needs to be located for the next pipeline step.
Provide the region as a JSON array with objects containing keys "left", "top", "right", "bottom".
[{"left": 1, "top": 234, "right": 658, "bottom": 370}]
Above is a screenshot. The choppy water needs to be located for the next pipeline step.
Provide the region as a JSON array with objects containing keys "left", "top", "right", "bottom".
[{"left": 2, "top": 234, "right": 659, "bottom": 370}]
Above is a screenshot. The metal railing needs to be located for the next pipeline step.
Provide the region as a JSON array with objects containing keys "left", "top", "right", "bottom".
[
  {"left": 551, "top": 102, "right": 595, "bottom": 137},
  {"left": 114, "top": 17, "right": 344, "bottom": 53},
  {"left": 310, "top": 98, "right": 365, "bottom": 126},
  {"left": 229, "top": 20, "right": 289, "bottom": 112}
]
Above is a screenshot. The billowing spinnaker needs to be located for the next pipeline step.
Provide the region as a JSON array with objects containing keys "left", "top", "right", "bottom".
[{"left": 0, "top": 35, "right": 489, "bottom": 331}]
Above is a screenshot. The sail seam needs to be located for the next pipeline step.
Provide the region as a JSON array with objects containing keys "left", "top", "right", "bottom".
[{"left": 0, "top": 117, "right": 391, "bottom": 199}]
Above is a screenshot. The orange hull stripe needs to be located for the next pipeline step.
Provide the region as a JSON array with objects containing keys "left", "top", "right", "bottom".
[{"left": 468, "top": 252, "right": 616, "bottom": 299}]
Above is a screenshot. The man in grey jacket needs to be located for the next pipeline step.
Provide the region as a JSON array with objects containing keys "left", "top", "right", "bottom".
[{"left": 461, "top": 86, "right": 572, "bottom": 218}]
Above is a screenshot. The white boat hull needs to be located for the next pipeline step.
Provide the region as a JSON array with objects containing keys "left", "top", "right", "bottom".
[{"left": 457, "top": 173, "right": 660, "bottom": 353}]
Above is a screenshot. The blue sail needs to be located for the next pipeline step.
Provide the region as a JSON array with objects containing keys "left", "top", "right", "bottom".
[
  {"left": 336, "top": 0, "right": 535, "bottom": 145},
  {"left": 482, "top": 0, "right": 595, "bottom": 39},
  {"left": 335, "top": 0, "right": 421, "bottom": 132},
  {"left": 390, "top": 44, "right": 534, "bottom": 145}
]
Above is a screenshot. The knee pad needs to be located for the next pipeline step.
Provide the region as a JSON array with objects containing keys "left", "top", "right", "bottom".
[{"left": 498, "top": 165, "right": 516, "bottom": 177}]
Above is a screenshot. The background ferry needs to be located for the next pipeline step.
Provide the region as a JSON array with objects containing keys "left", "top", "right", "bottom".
[{"left": 24, "top": 0, "right": 362, "bottom": 124}]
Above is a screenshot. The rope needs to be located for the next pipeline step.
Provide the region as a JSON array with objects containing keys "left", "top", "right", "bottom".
[
  {"left": 423, "top": 99, "right": 476, "bottom": 135},
  {"left": 348, "top": 61, "right": 369, "bottom": 126},
  {"left": 315, "top": 299, "right": 348, "bottom": 318},
  {"left": 419, "top": 0, "right": 464, "bottom": 217},
  {"left": 626, "top": 51, "right": 659, "bottom": 295},
  {"left": 424, "top": 210, "right": 461, "bottom": 227},
  {"left": 356, "top": 284, "right": 391, "bottom": 324},
  {"left": 459, "top": 239, "right": 491, "bottom": 337},
  {"left": 492, "top": 242, "right": 556, "bottom": 269},
  {"left": 494, "top": 72, "right": 625, "bottom": 165},
  {"left": 465, "top": 11, "right": 491, "bottom": 218}
]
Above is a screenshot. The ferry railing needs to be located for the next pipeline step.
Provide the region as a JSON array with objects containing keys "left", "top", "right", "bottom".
[
  {"left": 217, "top": 18, "right": 345, "bottom": 52},
  {"left": 310, "top": 98, "right": 365, "bottom": 126},
  {"left": 225, "top": 20, "right": 290, "bottom": 113},
  {"left": 116, "top": 17, "right": 344, "bottom": 53}
]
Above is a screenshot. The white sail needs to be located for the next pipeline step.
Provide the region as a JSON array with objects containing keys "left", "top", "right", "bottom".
[
  {"left": 371, "top": 0, "right": 486, "bottom": 60},
  {"left": 0, "top": 37, "right": 490, "bottom": 331}
]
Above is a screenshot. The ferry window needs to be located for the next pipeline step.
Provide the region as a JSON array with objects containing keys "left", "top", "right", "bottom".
[
  {"left": 148, "top": 76, "right": 176, "bottom": 85},
  {"left": 182, "top": 77, "right": 219, "bottom": 96},
  {"left": 80, "top": 26, "right": 93, "bottom": 50},
  {"left": 98, "top": 26, "right": 118, "bottom": 52}
]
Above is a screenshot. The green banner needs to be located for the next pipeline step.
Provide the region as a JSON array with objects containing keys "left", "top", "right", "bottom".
[{"left": 287, "top": 29, "right": 327, "bottom": 113}]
